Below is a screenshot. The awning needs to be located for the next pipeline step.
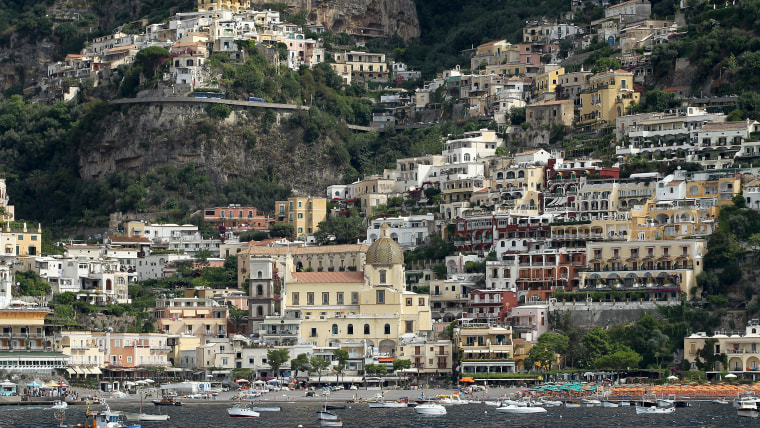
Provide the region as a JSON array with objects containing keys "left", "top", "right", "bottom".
[
  {"left": 72, "top": 366, "right": 82, "bottom": 375},
  {"left": 66, "top": 367, "right": 76, "bottom": 375},
  {"left": 81, "top": 367, "right": 92, "bottom": 375},
  {"left": 90, "top": 367, "right": 102, "bottom": 375}
]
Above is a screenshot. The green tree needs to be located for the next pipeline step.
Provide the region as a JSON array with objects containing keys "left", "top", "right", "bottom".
[
  {"left": 134, "top": 46, "right": 170, "bottom": 79},
  {"left": 229, "top": 309, "right": 247, "bottom": 334},
  {"left": 527, "top": 332, "right": 570, "bottom": 370},
  {"left": 594, "top": 347, "right": 642, "bottom": 370},
  {"left": 267, "top": 348, "right": 290, "bottom": 380},
  {"left": 591, "top": 57, "right": 622, "bottom": 73},
  {"left": 310, "top": 356, "right": 330, "bottom": 384},
  {"left": 315, "top": 215, "right": 364, "bottom": 245},
  {"left": 333, "top": 349, "right": 349, "bottom": 383},
  {"left": 270, "top": 223, "right": 294, "bottom": 238},
  {"left": 582, "top": 327, "right": 614, "bottom": 367},
  {"left": 392, "top": 359, "right": 412, "bottom": 377},
  {"left": 646, "top": 329, "right": 669, "bottom": 368},
  {"left": 291, "top": 353, "right": 311, "bottom": 382},
  {"left": 704, "top": 228, "right": 742, "bottom": 268}
]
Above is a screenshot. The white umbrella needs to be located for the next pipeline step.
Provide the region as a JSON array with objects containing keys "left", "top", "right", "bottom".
[
  {"left": 666, "top": 375, "right": 678, "bottom": 380},
  {"left": 144, "top": 379, "right": 155, "bottom": 383},
  {"left": 253, "top": 380, "right": 266, "bottom": 385},
  {"left": 725, "top": 373, "right": 738, "bottom": 378},
  {"left": 124, "top": 381, "right": 136, "bottom": 386}
]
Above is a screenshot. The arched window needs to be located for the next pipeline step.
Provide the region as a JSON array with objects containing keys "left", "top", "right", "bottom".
[
  {"left": 518, "top": 170, "right": 525, "bottom": 179},
  {"left": 257, "top": 285, "right": 263, "bottom": 296},
  {"left": 257, "top": 271, "right": 263, "bottom": 278},
  {"left": 332, "top": 324, "right": 338, "bottom": 335},
  {"left": 347, "top": 324, "right": 354, "bottom": 335},
  {"left": 364, "top": 324, "right": 370, "bottom": 335}
]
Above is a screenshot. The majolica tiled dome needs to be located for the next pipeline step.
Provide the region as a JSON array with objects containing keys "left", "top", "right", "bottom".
[{"left": 366, "top": 223, "right": 404, "bottom": 265}]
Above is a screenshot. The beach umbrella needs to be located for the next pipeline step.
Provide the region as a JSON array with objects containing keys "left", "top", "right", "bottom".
[
  {"left": 459, "top": 377, "right": 475, "bottom": 383},
  {"left": 725, "top": 374, "right": 738, "bottom": 379},
  {"left": 666, "top": 375, "right": 678, "bottom": 381},
  {"left": 26, "top": 381, "right": 41, "bottom": 387},
  {"left": 236, "top": 379, "right": 250, "bottom": 383},
  {"left": 144, "top": 379, "right": 155, "bottom": 383}
]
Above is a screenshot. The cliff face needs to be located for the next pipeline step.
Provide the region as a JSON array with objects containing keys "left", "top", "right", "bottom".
[
  {"left": 250, "top": 0, "right": 420, "bottom": 40},
  {"left": 78, "top": 103, "right": 344, "bottom": 194}
]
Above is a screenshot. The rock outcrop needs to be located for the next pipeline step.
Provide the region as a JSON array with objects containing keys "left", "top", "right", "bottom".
[
  {"left": 250, "top": 0, "right": 420, "bottom": 40},
  {"left": 78, "top": 103, "right": 344, "bottom": 195}
]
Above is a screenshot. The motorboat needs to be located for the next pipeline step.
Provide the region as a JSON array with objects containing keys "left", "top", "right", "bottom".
[
  {"left": 368, "top": 400, "right": 408, "bottom": 408},
  {"left": 712, "top": 398, "right": 729, "bottom": 404},
  {"left": 565, "top": 401, "right": 582, "bottom": 408},
  {"left": 601, "top": 400, "right": 620, "bottom": 408},
  {"left": 152, "top": 397, "right": 182, "bottom": 406},
  {"left": 320, "top": 420, "right": 343, "bottom": 427},
  {"left": 250, "top": 405, "right": 282, "bottom": 412},
  {"left": 539, "top": 399, "right": 563, "bottom": 407},
  {"left": 52, "top": 400, "right": 68, "bottom": 410},
  {"left": 86, "top": 402, "right": 142, "bottom": 428},
  {"left": 635, "top": 405, "right": 675, "bottom": 414},
  {"left": 496, "top": 404, "right": 547, "bottom": 414},
  {"left": 317, "top": 409, "right": 341, "bottom": 421},
  {"left": 414, "top": 402, "right": 447, "bottom": 415},
  {"left": 582, "top": 398, "right": 602, "bottom": 407},
  {"left": 435, "top": 394, "right": 469, "bottom": 405},
  {"left": 227, "top": 403, "right": 260, "bottom": 418},
  {"left": 737, "top": 400, "right": 760, "bottom": 418}
]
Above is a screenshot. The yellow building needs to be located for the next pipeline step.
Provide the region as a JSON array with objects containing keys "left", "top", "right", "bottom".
[
  {"left": 332, "top": 51, "right": 388, "bottom": 82},
  {"left": 684, "top": 321, "right": 760, "bottom": 375},
  {"left": 274, "top": 195, "right": 327, "bottom": 237},
  {"left": 166, "top": 334, "right": 201, "bottom": 367},
  {"left": 59, "top": 331, "right": 105, "bottom": 374},
  {"left": 0, "top": 223, "right": 42, "bottom": 256},
  {"left": 629, "top": 199, "right": 719, "bottom": 241},
  {"left": 457, "top": 322, "right": 516, "bottom": 376},
  {"left": 579, "top": 69, "right": 640, "bottom": 126},
  {"left": 535, "top": 66, "right": 564, "bottom": 95},
  {"left": 396, "top": 338, "right": 453, "bottom": 375},
  {"left": 197, "top": 0, "right": 249, "bottom": 12},
  {"left": 284, "top": 224, "right": 432, "bottom": 351},
  {"left": 150, "top": 298, "right": 228, "bottom": 342},
  {"left": 579, "top": 239, "right": 706, "bottom": 297}
]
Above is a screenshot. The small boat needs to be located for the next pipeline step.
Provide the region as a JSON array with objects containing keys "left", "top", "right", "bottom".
[
  {"left": 52, "top": 400, "right": 68, "bottom": 410},
  {"left": 317, "top": 408, "right": 343, "bottom": 426},
  {"left": 635, "top": 405, "right": 675, "bottom": 414},
  {"left": 415, "top": 402, "right": 446, "bottom": 415},
  {"left": 227, "top": 403, "right": 260, "bottom": 418},
  {"left": 619, "top": 401, "right": 632, "bottom": 407},
  {"left": 539, "top": 399, "right": 563, "bottom": 407},
  {"left": 737, "top": 400, "right": 760, "bottom": 418},
  {"left": 601, "top": 400, "right": 620, "bottom": 408},
  {"left": 152, "top": 397, "right": 182, "bottom": 406},
  {"left": 368, "top": 400, "right": 408, "bottom": 408},
  {"left": 126, "top": 392, "right": 171, "bottom": 422},
  {"left": 435, "top": 394, "right": 469, "bottom": 405},
  {"left": 250, "top": 405, "right": 282, "bottom": 412},
  {"left": 712, "top": 398, "right": 729, "bottom": 404},
  {"left": 325, "top": 405, "right": 346, "bottom": 410},
  {"left": 496, "top": 404, "right": 547, "bottom": 414},
  {"left": 582, "top": 398, "right": 602, "bottom": 407},
  {"left": 320, "top": 420, "right": 343, "bottom": 427},
  {"left": 86, "top": 402, "right": 142, "bottom": 428},
  {"left": 565, "top": 401, "right": 582, "bottom": 408}
]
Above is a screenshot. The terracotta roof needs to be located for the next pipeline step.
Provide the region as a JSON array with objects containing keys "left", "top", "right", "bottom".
[
  {"left": 663, "top": 86, "right": 687, "bottom": 92},
  {"left": 701, "top": 121, "right": 751, "bottom": 132},
  {"left": 66, "top": 54, "right": 88, "bottom": 59},
  {"left": 291, "top": 271, "right": 365, "bottom": 283},
  {"left": 614, "top": 69, "right": 632, "bottom": 74},
  {"left": 172, "top": 42, "right": 204, "bottom": 48},
  {"left": 478, "top": 40, "right": 506, "bottom": 47},
  {"left": 239, "top": 244, "right": 369, "bottom": 256},
  {"left": 66, "top": 245, "right": 101, "bottom": 250}
]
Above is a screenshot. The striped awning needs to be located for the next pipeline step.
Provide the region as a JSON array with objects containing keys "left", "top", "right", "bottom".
[
  {"left": 66, "top": 367, "right": 76, "bottom": 375},
  {"left": 89, "top": 367, "right": 102, "bottom": 375}
]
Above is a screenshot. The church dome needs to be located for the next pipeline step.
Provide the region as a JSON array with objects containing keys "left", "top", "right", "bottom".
[{"left": 366, "top": 223, "right": 404, "bottom": 265}]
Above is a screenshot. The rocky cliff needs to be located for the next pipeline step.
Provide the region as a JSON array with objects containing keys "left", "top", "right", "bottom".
[
  {"left": 250, "top": 0, "right": 420, "bottom": 40},
  {"left": 78, "top": 103, "right": 345, "bottom": 194}
]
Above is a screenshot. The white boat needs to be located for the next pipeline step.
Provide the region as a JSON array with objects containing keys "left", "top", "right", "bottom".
[
  {"left": 712, "top": 398, "right": 728, "bottom": 404},
  {"left": 582, "top": 398, "right": 602, "bottom": 407},
  {"left": 540, "top": 399, "right": 563, "bottom": 407},
  {"left": 125, "top": 393, "right": 170, "bottom": 421},
  {"left": 737, "top": 400, "right": 760, "bottom": 418},
  {"left": 227, "top": 403, "right": 260, "bottom": 418},
  {"left": 250, "top": 406, "right": 282, "bottom": 412},
  {"left": 52, "top": 400, "right": 68, "bottom": 410},
  {"left": 601, "top": 400, "right": 620, "bottom": 408},
  {"left": 320, "top": 420, "right": 343, "bottom": 427},
  {"left": 496, "top": 404, "right": 547, "bottom": 414},
  {"left": 414, "top": 402, "right": 447, "bottom": 415},
  {"left": 619, "top": 401, "right": 632, "bottom": 407},
  {"left": 635, "top": 405, "right": 675, "bottom": 414},
  {"left": 434, "top": 394, "right": 469, "bottom": 405},
  {"left": 565, "top": 401, "right": 582, "bottom": 408},
  {"left": 368, "top": 400, "right": 408, "bottom": 408},
  {"left": 86, "top": 402, "right": 141, "bottom": 428},
  {"left": 317, "top": 409, "right": 340, "bottom": 421},
  {"left": 656, "top": 398, "right": 675, "bottom": 408}
]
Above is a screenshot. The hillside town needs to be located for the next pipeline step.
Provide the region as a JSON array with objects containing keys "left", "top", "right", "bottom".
[{"left": 4, "top": 0, "right": 760, "bottom": 404}]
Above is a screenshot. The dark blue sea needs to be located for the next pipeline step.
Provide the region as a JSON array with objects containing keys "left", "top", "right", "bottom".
[{"left": 1, "top": 401, "right": 755, "bottom": 428}]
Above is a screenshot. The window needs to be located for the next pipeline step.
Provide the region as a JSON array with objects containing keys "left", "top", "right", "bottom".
[
  {"left": 347, "top": 324, "right": 354, "bottom": 335},
  {"left": 406, "top": 298, "right": 412, "bottom": 306},
  {"left": 337, "top": 292, "right": 344, "bottom": 305},
  {"left": 384, "top": 324, "right": 391, "bottom": 334},
  {"left": 379, "top": 270, "right": 387, "bottom": 284},
  {"left": 419, "top": 298, "right": 425, "bottom": 306},
  {"left": 332, "top": 324, "right": 338, "bottom": 335},
  {"left": 377, "top": 290, "right": 385, "bottom": 304},
  {"left": 292, "top": 292, "right": 299, "bottom": 305},
  {"left": 310, "top": 328, "right": 317, "bottom": 337},
  {"left": 322, "top": 292, "right": 329, "bottom": 305},
  {"left": 364, "top": 324, "right": 370, "bottom": 334},
  {"left": 307, "top": 292, "right": 314, "bottom": 305},
  {"left": 405, "top": 320, "right": 414, "bottom": 333},
  {"left": 351, "top": 292, "right": 359, "bottom": 304}
]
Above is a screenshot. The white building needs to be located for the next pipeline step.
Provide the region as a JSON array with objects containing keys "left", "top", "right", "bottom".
[{"left": 366, "top": 214, "right": 436, "bottom": 250}]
